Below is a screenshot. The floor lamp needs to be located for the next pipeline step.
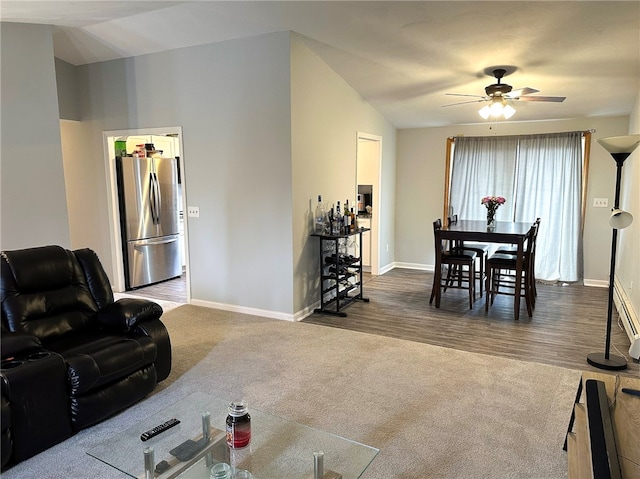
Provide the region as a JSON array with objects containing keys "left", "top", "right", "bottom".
[{"left": 586, "top": 134, "right": 640, "bottom": 371}]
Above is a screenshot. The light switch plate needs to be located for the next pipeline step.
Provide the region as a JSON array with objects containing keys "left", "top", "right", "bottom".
[
  {"left": 187, "top": 206, "right": 200, "bottom": 217},
  {"left": 593, "top": 198, "right": 608, "bottom": 208}
]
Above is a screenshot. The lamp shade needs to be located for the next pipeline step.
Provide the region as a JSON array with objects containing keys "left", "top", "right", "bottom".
[
  {"left": 609, "top": 209, "right": 633, "bottom": 229},
  {"left": 596, "top": 134, "right": 640, "bottom": 155},
  {"left": 478, "top": 105, "right": 491, "bottom": 119},
  {"left": 478, "top": 100, "right": 516, "bottom": 120}
]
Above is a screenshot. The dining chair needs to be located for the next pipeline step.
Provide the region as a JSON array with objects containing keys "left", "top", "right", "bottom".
[
  {"left": 494, "top": 217, "right": 541, "bottom": 301},
  {"left": 484, "top": 222, "right": 538, "bottom": 317},
  {"left": 447, "top": 214, "right": 490, "bottom": 296},
  {"left": 430, "top": 219, "right": 477, "bottom": 309}
]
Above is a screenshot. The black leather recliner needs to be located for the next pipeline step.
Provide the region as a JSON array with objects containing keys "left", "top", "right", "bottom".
[{"left": 0, "top": 245, "right": 172, "bottom": 469}]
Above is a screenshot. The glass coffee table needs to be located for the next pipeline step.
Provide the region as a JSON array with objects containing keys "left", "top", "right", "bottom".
[{"left": 87, "top": 392, "right": 378, "bottom": 479}]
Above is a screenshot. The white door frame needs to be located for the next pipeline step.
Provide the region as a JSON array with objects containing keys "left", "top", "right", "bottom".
[
  {"left": 356, "top": 131, "right": 382, "bottom": 276},
  {"left": 101, "top": 127, "right": 190, "bottom": 301}
]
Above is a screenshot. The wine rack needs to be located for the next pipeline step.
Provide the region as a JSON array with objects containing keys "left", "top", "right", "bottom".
[{"left": 311, "top": 228, "right": 370, "bottom": 317}]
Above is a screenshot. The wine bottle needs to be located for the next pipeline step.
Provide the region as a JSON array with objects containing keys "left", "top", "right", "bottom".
[
  {"left": 314, "top": 195, "right": 326, "bottom": 234},
  {"left": 344, "top": 200, "right": 351, "bottom": 230},
  {"left": 330, "top": 207, "right": 339, "bottom": 235},
  {"left": 350, "top": 207, "right": 356, "bottom": 232}
]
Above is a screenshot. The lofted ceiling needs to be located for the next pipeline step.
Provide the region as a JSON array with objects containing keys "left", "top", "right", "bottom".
[{"left": 2, "top": 1, "right": 639, "bottom": 128}]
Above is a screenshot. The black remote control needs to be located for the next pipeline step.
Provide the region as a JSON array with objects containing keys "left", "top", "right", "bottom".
[
  {"left": 169, "top": 438, "right": 208, "bottom": 461},
  {"left": 140, "top": 418, "right": 180, "bottom": 441}
]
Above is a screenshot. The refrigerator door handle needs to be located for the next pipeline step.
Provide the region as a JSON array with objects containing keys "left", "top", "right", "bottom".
[
  {"left": 134, "top": 237, "right": 179, "bottom": 248},
  {"left": 153, "top": 172, "right": 162, "bottom": 224},
  {"left": 148, "top": 172, "right": 158, "bottom": 224}
]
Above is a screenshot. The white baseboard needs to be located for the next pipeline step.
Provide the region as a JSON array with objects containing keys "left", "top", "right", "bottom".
[
  {"left": 392, "top": 262, "right": 433, "bottom": 272},
  {"left": 190, "top": 271, "right": 625, "bottom": 329},
  {"left": 190, "top": 299, "right": 296, "bottom": 322}
]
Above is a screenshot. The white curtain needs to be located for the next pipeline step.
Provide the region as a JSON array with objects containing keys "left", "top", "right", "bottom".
[
  {"left": 515, "top": 132, "right": 583, "bottom": 281},
  {"left": 449, "top": 132, "right": 583, "bottom": 282},
  {"left": 450, "top": 136, "right": 518, "bottom": 222}
]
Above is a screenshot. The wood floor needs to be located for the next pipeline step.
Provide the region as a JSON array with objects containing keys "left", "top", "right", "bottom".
[
  {"left": 125, "top": 269, "right": 639, "bottom": 377},
  {"left": 123, "top": 274, "right": 187, "bottom": 303},
  {"left": 304, "top": 269, "right": 639, "bottom": 378}
]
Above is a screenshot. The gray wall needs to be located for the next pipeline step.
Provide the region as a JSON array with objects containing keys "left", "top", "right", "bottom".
[
  {"left": 75, "top": 32, "right": 295, "bottom": 315},
  {"left": 1, "top": 23, "right": 71, "bottom": 249}
]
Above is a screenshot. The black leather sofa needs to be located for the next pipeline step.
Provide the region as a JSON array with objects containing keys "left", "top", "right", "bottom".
[{"left": 0, "top": 245, "right": 172, "bottom": 470}]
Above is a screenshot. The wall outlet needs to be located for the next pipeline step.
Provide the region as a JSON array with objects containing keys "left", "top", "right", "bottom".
[
  {"left": 593, "top": 198, "right": 608, "bottom": 208},
  {"left": 187, "top": 206, "right": 200, "bottom": 218}
]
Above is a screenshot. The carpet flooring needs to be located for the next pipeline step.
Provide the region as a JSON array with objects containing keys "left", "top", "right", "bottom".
[{"left": 3, "top": 304, "right": 580, "bottom": 478}]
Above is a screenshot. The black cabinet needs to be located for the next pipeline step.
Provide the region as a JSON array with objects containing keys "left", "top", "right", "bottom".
[{"left": 311, "top": 228, "right": 370, "bottom": 317}]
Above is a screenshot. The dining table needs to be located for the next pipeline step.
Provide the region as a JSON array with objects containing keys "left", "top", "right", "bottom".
[{"left": 433, "top": 219, "right": 533, "bottom": 320}]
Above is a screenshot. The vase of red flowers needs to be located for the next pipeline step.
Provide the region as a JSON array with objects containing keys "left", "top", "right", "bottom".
[{"left": 481, "top": 196, "right": 506, "bottom": 229}]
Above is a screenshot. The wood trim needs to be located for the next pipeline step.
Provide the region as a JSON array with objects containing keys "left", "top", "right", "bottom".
[{"left": 443, "top": 137, "right": 453, "bottom": 222}]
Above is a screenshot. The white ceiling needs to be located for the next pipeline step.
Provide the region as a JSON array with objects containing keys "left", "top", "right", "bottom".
[{"left": 2, "top": 1, "right": 639, "bottom": 128}]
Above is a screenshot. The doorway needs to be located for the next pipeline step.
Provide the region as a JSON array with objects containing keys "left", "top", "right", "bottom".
[
  {"left": 102, "top": 127, "right": 190, "bottom": 304},
  {"left": 356, "top": 132, "right": 382, "bottom": 276}
]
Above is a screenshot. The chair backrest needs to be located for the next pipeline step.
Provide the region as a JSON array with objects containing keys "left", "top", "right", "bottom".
[
  {"left": 525, "top": 223, "right": 538, "bottom": 259},
  {"left": 433, "top": 219, "right": 445, "bottom": 254},
  {"left": 529, "top": 218, "right": 541, "bottom": 259},
  {"left": 1, "top": 246, "right": 113, "bottom": 343}
]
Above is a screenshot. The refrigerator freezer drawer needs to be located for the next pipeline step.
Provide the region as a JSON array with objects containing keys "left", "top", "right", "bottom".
[{"left": 127, "top": 235, "right": 182, "bottom": 289}]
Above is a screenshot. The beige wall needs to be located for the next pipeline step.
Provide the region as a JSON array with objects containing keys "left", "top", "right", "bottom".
[
  {"left": 616, "top": 90, "right": 640, "bottom": 325},
  {"left": 395, "top": 115, "right": 630, "bottom": 283}
]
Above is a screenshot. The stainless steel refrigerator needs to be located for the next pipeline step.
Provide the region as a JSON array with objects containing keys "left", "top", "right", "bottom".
[{"left": 116, "top": 156, "right": 181, "bottom": 289}]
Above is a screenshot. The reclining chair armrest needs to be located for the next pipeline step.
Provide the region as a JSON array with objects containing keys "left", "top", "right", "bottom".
[
  {"left": 96, "top": 298, "right": 163, "bottom": 332},
  {"left": 1, "top": 332, "right": 42, "bottom": 360}
]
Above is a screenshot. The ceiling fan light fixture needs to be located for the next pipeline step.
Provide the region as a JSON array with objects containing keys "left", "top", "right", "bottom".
[
  {"left": 503, "top": 104, "right": 516, "bottom": 119},
  {"left": 478, "top": 99, "right": 516, "bottom": 120},
  {"left": 489, "top": 100, "right": 504, "bottom": 116}
]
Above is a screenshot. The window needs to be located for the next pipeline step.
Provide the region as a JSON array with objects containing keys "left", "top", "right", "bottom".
[{"left": 445, "top": 131, "right": 590, "bottom": 282}]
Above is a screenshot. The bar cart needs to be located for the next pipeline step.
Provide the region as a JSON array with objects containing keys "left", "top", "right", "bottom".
[{"left": 311, "top": 228, "right": 370, "bottom": 317}]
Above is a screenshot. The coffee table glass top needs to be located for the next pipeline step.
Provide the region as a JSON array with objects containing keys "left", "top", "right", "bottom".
[{"left": 87, "top": 392, "right": 378, "bottom": 479}]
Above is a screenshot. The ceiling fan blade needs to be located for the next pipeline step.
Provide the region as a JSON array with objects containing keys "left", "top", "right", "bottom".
[
  {"left": 445, "top": 93, "right": 487, "bottom": 99},
  {"left": 441, "top": 99, "right": 488, "bottom": 107},
  {"left": 506, "top": 87, "right": 539, "bottom": 98},
  {"left": 514, "top": 95, "right": 566, "bottom": 102}
]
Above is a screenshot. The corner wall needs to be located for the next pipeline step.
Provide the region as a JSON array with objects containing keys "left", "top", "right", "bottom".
[
  {"left": 290, "top": 34, "right": 397, "bottom": 316},
  {"left": 0, "top": 23, "right": 71, "bottom": 249}
]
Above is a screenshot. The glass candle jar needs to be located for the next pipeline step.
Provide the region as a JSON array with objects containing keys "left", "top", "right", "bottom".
[{"left": 226, "top": 401, "right": 251, "bottom": 449}]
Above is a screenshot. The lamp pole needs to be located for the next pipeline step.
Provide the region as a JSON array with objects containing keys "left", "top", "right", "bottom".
[{"left": 587, "top": 135, "right": 640, "bottom": 371}]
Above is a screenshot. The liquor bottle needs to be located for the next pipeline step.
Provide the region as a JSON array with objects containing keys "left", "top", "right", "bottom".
[
  {"left": 344, "top": 200, "right": 351, "bottom": 229},
  {"left": 330, "top": 207, "right": 339, "bottom": 235},
  {"left": 343, "top": 199, "right": 351, "bottom": 231},
  {"left": 314, "top": 195, "right": 325, "bottom": 234}
]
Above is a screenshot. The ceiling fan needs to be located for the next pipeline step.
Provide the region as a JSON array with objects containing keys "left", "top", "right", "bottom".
[{"left": 442, "top": 68, "right": 565, "bottom": 118}]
